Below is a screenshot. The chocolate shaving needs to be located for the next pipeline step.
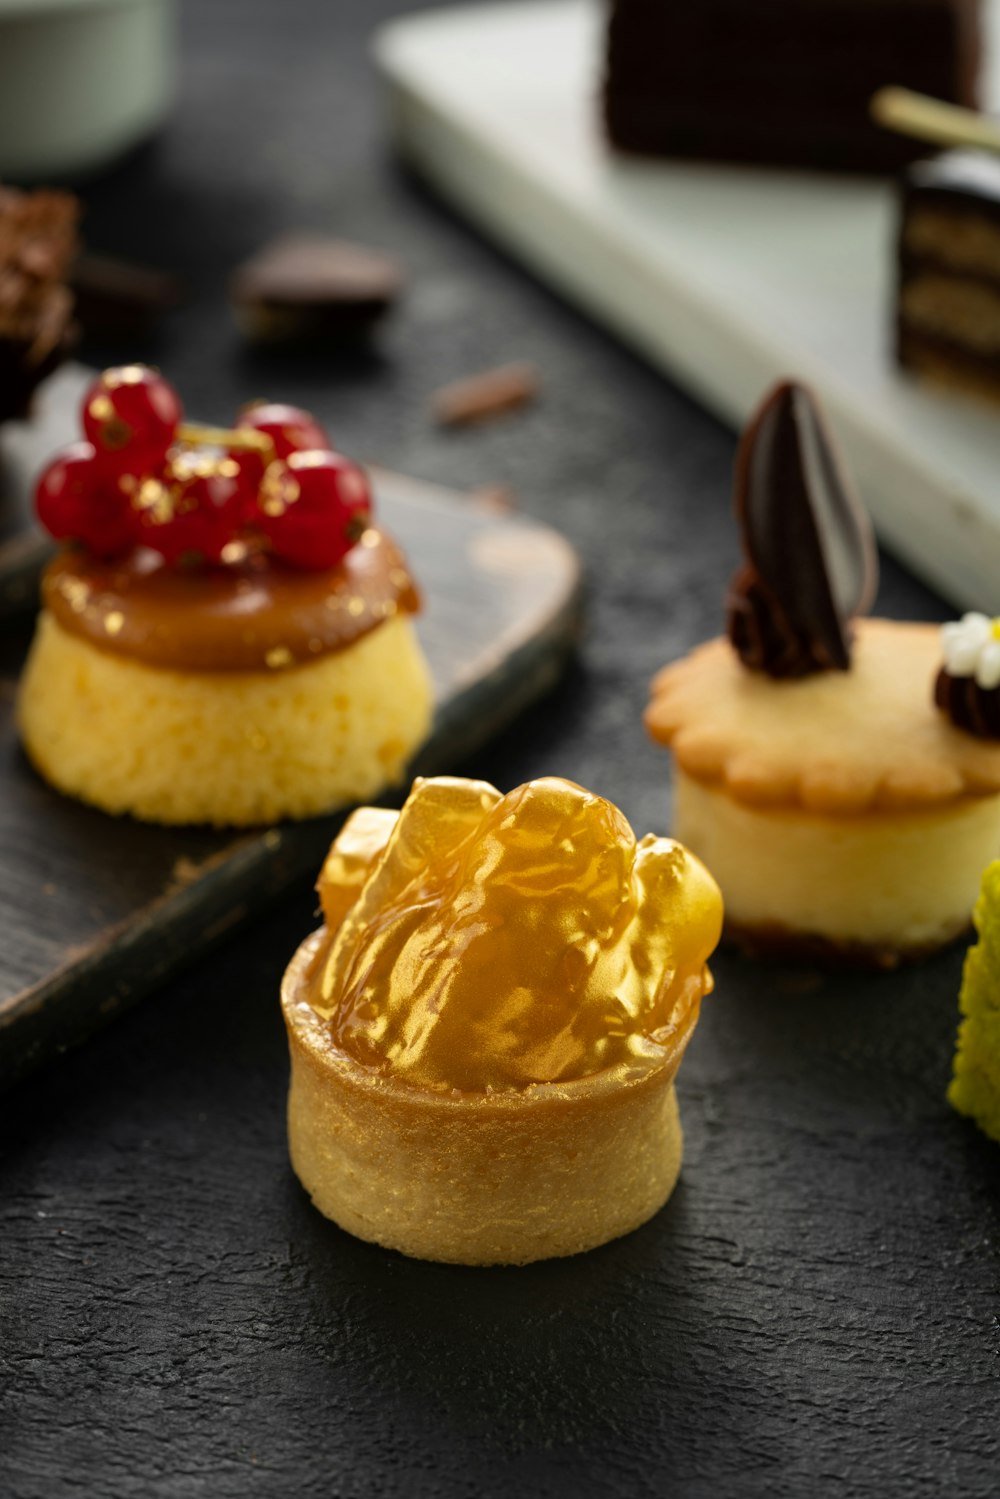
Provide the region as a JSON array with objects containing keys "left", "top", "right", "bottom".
[
  {"left": 726, "top": 381, "right": 878, "bottom": 678},
  {"left": 935, "top": 668, "right": 1000, "bottom": 738},
  {"left": 433, "top": 363, "right": 539, "bottom": 427}
]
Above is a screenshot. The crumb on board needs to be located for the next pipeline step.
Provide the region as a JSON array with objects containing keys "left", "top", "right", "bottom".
[
  {"left": 171, "top": 856, "right": 204, "bottom": 888},
  {"left": 467, "top": 484, "right": 517, "bottom": 514}
]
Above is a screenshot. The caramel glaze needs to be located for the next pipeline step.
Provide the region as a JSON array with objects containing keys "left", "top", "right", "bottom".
[
  {"left": 42, "top": 527, "right": 421, "bottom": 674},
  {"left": 307, "top": 776, "right": 724, "bottom": 1095}
]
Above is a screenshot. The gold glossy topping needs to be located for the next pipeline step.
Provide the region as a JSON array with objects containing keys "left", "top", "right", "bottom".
[
  {"left": 317, "top": 806, "right": 400, "bottom": 932},
  {"left": 308, "top": 776, "right": 723, "bottom": 1094},
  {"left": 42, "top": 526, "right": 420, "bottom": 674}
]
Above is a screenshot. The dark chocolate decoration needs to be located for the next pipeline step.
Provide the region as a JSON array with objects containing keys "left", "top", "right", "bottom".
[
  {"left": 726, "top": 381, "right": 878, "bottom": 679},
  {"left": 230, "top": 235, "right": 402, "bottom": 345},
  {"left": 935, "top": 667, "right": 1000, "bottom": 738}
]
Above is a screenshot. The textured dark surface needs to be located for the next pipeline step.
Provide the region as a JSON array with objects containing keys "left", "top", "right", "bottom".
[{"left": 1, "top": 2, "right": 999, "bottom": 1496}]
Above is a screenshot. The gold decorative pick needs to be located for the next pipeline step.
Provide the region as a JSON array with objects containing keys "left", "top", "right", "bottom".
[
  {"left": 175, "top": 422, "right": 275, "bottom": 456},
  {"left": 871, "top": 87, "right": 1000, "bottom": 157}
]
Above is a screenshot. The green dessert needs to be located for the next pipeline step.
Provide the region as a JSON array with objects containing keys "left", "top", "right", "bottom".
[{"left": 949, "top": 860, "right": 1000, "bottom": 1142}]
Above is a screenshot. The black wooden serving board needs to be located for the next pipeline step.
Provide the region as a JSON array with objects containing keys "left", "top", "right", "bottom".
[{"left": 0, "top": 379, "right": 582, "bottom": 1088}]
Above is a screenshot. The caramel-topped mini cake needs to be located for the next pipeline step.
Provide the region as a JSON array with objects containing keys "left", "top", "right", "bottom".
[
  {"left": 282, "top": 775, "right": 723, "bottom": 1265},
  {"left": 18, "top": 366, "right": 432, "bottom": 825},
  {"left": 646, "top": 380, "right": 1000, "bottom": 964}
]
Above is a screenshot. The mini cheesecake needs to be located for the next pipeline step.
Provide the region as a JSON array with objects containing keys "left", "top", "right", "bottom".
[
  {"left": 282, "top": 775, "right": 722, "bottom": 1265},
  {"left": 646, "top": 381, "right": 1000, "bottom": 964},
  {"left": 649, "top": 621, "right": 1000, "bottom": 962}
]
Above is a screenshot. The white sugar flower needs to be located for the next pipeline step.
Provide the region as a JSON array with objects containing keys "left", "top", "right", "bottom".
[
  {"left": 941, "top": 612, "right": 1000, "bottom": 688},
  {"left": 978, "top": 640, "right": 1000, "bottom": 691}
]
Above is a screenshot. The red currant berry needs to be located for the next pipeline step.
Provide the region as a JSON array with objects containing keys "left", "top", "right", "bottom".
[
  {"left": 257, "top": 450, "right": 371, "bottom": 569},
  {"left": 236, "top": 402, "right": 331, "bottom": 462},
  {"left": 226, "top": 446, "right": 269, "bottom": 523},
  {"left": 35, "top": 442, "right": 135, "bottom": 557},
  {"left": 82, "top": 365, "right": 183, "bottom": 476},
  {"left": 131, "top": 452, "right": 244, "bottom": 565}
]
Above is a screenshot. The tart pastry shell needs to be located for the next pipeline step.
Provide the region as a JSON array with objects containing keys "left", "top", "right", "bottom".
[{"left": 282, "top": 932, "right": 684, "bottom": 1266}]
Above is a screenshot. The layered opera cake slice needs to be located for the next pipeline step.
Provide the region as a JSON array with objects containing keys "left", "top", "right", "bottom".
[
  {"left": 604, "top": 0, "right": 982, "bottom": 173},
  {"left": 897, "top": 150, "right": 1000, "bottom": 402}
]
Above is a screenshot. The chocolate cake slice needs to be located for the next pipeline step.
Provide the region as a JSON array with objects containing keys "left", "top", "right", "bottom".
[
  {"left": 605, "top": 0, "right": 982, "bottom": 174},
  {"left": 0, "top": 185, "right": 79, "bottom": 423},
  {"left": 897, "top": 151, "right": 1000, "bottom": 403}
]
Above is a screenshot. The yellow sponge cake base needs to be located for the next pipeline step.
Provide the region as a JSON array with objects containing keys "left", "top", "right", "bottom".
[{"left": 18, "top": 610, "right": 433, "bottom": 826}]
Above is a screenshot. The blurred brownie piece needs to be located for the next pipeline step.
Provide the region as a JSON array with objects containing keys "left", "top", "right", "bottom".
[
  {"left": 231, "top": 235, "right": 402, "bottom": 344},
  {"left": 897, "top": 151, "right": 1000, "bottom": 403},
  {"left": 605, "top": 0, "right": 982, "bottom": 174},
  {"left": 71, "top": 253, "right": 182, "bottom": 343},
  {"left": 0, "top": 184, "right": 79, "bottom": 421}
]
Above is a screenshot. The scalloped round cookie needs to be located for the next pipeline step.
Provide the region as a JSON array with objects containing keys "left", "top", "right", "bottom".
[{"left": 645, "top": 619, "right": 1000, "bottom": 816}]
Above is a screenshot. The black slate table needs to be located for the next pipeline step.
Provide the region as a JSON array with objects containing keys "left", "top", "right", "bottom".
[{"left": 2, "top": 3, "right": 998, "bottom": 1495}]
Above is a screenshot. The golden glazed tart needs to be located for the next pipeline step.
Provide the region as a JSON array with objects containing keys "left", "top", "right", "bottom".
[
  {"left": 17, "top": 370, "right": 433, "bottom": 826},
  {"left": 282, "top": 775, "right": 723, "bottom": 1265},
  {"left": 645, "top": 382, "right": 1000, "bottom": 964}
]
